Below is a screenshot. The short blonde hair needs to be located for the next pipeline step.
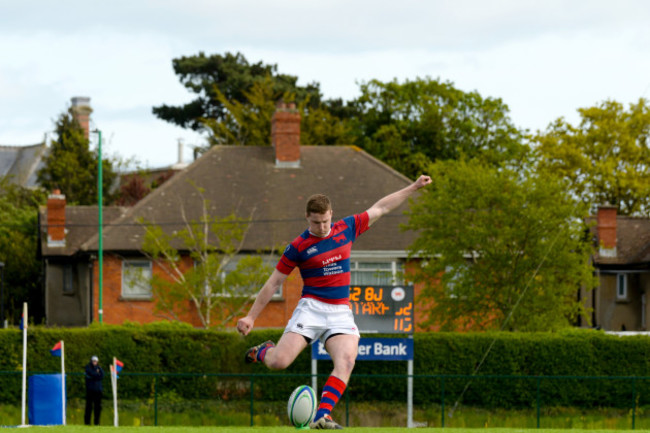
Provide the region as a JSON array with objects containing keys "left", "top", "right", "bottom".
[{"left": 306, "top": 194, "right": 331, "bottom": 215}]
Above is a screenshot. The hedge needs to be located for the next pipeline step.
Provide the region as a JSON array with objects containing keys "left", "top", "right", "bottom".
[{"left": 1, "top": 323, "right": 649, "bottom": 409}]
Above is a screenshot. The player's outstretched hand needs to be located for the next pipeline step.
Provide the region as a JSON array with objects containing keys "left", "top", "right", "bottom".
[
  {"left": 237, "top": 316, "right": 254, "bottom": 336},
  {"left": 414, "top": 175, "right": 432, "bottom": 190}
]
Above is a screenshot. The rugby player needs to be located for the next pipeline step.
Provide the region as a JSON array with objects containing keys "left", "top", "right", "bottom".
[{"left": 237, "top": 174, "right": 431, "bottom": 429}]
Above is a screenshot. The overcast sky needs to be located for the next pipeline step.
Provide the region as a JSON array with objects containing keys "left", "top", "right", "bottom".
[{"left": 1, "top": 0, "right": 649, "bottom": 168}]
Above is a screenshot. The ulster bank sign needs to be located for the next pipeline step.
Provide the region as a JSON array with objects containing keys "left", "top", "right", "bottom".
[{"left": 312, "top": 337, "right": 414, "bottom": 361}]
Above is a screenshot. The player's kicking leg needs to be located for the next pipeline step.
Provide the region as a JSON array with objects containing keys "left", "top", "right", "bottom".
[
  {"left": 310, "top": 334, "right": 359, "bottom": 429},
  {"left": 245, "top": 340, "right": 275, "bottom": 363},
  {"left": 245, "top": 331, "right": 308, "bottom": 369}
]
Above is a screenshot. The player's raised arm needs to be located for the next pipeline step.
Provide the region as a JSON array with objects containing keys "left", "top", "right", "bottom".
[
  {"left": 237, "top": 269, "right": 288, "bottom": 336},
  {"left": 366, "top": 174, "right": 432, "bottom": 226}
]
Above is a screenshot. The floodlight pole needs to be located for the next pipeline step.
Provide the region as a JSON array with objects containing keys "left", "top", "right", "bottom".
[
  {"left": 0, "top": 262, "right": 4, "bottom": 328},
  {"left": 94, "top": 129, "right": 103, "bottom": 324}
]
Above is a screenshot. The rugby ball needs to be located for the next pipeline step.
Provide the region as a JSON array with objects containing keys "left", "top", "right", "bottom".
[{"left": 287, "top": 385, "right": 317, "bottom": 427}]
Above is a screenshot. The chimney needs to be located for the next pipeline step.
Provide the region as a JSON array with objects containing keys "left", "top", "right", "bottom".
[
  {"left": 47, "top": 189, "right": 66, "bottom": 247},
  {"left": 171, "top": 139, "right": 189, "bottom": 169},
  {"left": 597, "top": 204, "right": 617, "bottom": 257},
  {"left": 271, "top": 101, "right": 301, "bottom": 168},
  {"left": 71, "top": 96, "right": 92, "bottom": 139}
]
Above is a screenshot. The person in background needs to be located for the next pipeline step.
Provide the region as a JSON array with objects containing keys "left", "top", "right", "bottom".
[{"left": 84, "top": 355, "right": 104, "bottom": 425}]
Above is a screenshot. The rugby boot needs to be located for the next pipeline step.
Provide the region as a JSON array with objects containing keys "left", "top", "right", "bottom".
[
  {"left": 245, "top": 340, "right": 275, "bottom": 364},
  {"left": 310, "top": 414, "right": 343, "bottom": 429}
]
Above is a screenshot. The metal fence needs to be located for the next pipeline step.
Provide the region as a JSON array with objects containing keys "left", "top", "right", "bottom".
[{"left": 1, "top": 371, "right": 649, "bottom": 429}]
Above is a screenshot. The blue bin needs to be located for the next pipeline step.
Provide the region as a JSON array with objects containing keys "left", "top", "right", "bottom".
[{"left": 28, "top": 374, "right": 65, "bottom": 425}]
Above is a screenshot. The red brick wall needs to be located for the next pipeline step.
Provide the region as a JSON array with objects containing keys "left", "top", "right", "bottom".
[
  {"left": 46, "top": 193, "right": 66, "bottom": 242},
  {"left": 406, "top": 259, "right": 501, "bottom": 332},
  {"left": 271, "top": 103, "right": 300, "bottom": 163},
  {"left": 91, "top": 255, "right": 431, "bottom": 332},
  {"left": 91, "top": 254, "right": 202, "bottom": 326},
  {"left": 71, "top": 102, "right": 91, "bottom": 139},
  {"left": 76, "top": 113, "right": 90, "bottom": 139},
  {"left": 91, "top": 254, "right": 301, "bottom": 328},
  {"left": 254, "top": 269, "right": 303, "bottom": 328},
  {"left": 597, "top": 206, "right": 618, "bottom": 249}
]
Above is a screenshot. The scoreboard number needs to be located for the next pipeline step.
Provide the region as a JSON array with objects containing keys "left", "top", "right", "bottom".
[{"left": 349, "top": 285, "right": 414, "bottom": 334}]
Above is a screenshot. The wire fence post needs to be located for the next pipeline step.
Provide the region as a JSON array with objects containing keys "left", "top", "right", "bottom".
[
  {"left": 441, "top": 376, "right": 445, "bottom": 428},
  {"left": 632, "top": 377, "right": 637, "bottom": 430},
  {"left": 154, "top": 375, "right": 158, "bottom": 426},
  {"left": 250, "top": 375, "right": 255, "bottom": 426},
  {"left": 536, "top": 376, "right": 541, "bottom": 429}
]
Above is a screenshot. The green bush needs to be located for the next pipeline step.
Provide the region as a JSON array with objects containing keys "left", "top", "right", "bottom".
[{"left": 1, "top": 324, "right": 650, "bottom": 408}]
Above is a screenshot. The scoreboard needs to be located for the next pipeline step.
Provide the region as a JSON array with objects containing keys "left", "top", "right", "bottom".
[{"left": 349, "top": 285, "right": 414, "bottom": 334}]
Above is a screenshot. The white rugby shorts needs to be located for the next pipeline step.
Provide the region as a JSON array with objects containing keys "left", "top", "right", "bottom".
[{"left": 284, "top": 297, "right": 360, "bottom": 344}]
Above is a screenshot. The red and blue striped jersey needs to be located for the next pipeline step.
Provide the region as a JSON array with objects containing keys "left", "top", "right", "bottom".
[{"left": 276, "top": 212, "right": 370, "bottom": 305}]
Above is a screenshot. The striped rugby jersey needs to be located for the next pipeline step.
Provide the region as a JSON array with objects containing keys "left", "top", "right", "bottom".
[{"left": 276, "top": 212, "right": 370, "bottom": 304}]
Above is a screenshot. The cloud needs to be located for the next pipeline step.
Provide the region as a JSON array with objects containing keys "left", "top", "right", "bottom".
[
  {"left": 1, "top": 0, "right": 650, "bottom": 165},
  {"left": 0, "top": 27, "right": 198, "bottom": 165}
]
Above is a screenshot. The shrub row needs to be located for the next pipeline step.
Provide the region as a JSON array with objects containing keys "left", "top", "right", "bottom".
[{"left": 1, "top": 324, "right": 649, "bottom": 408}]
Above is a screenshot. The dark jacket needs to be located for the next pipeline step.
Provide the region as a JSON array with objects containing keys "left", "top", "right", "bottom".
[{"left": 85, "top": 362, "right": 104, "bottom": 392}]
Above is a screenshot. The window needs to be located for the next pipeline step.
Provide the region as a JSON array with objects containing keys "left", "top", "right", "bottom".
[
  {"left": 350, "top": 261, "right": 404, "bottom": 286},
  {"left": 122, "top": 260, "right": 152, "bottom": 299},
  {"left": 616, "top": 273, "right": 628, "bottom": 300},
  {"left": 62, "top": 264, "right": 74, "bottom": 294},
  {"left": 445, "top": 265, "right": 465, "bottom": 298}
]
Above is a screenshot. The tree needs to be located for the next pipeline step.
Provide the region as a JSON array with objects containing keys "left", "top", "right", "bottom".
[
  {"left": 200, "top": 76, "right": 278, "bottom": 146},
  {"left": 152, "top": 51, "right": 322, "bottom": 131},
  {"left": 115, "top": 174, "right": 150, "bottom": 206},
  {"left": 37, "top": 107, "right": 118, "bottom": 205},
  {"left": 349, "top": 78, "right": 529, "bottom": 178},
  {"left": 405, "top": 159, "right": 596, "bottom": 331},
  {"left": 0, "top": 178, "right": 46, "bottom": 323},
  {"left": 154, "top": 53, "right": 529, "bottom": 179},
  {"left": 139, "top": 191, "right": 272, "bottom": 328},
  {"left": 299, "top": 103, "right": 355, "bottom": 146},
  {"left": 535, "top": 98, "right": 650, "bottom": 216},
  {"left": 199, "top": 76, "right": 355, "bottom": 147},
  {"left": 115, "top": 169, "right": 175, "bottom": 206}
]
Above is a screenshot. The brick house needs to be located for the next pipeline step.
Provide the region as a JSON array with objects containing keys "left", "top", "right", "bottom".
[
  {"left": 40, "top": 103, "right": 424, "bottom": 328},
  {"left": 39, "top": 193, "right": 127, "bottom": 325},
  {"left": 580, "top": 205, "right": 650, "bottom": 331}
]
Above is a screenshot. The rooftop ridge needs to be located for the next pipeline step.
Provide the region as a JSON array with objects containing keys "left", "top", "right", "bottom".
[
  {"left": 0, "top": 142, "right": 46, "bottom": 150},
  {"left": 79, "top": 146, "right": 216, "bottom": 251}
]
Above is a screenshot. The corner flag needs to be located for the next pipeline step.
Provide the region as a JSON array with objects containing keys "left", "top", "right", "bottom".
[
  {"left": 110, "top": 357, "right": 124, "bottom": 426},
  {"left": 48, "top": 340, "right": 66, "bottom": 425},
  {"left": 50, "top": 341, "right": 62, "bottom": 357}
]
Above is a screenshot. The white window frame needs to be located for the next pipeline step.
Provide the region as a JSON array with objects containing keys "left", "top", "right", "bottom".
[
  {"left": 444, "top": 265, "right": 463, "bottom": 298},
  {"left": 616, "top": 273, "right": 628, "bottom": 301},
  {"left": 121, "top": 259, "right": 153, "bottom": 300},
  {"left": 349, "top": 258, "right": 407, "bottom": 286}
]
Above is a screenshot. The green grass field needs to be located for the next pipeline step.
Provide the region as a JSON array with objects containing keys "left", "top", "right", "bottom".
[
  {"left": 2, "top": 400, "right": 648, "bottom": 430},
  {"left": 8, "top": 428, "right": 642, "bottom": 433}
]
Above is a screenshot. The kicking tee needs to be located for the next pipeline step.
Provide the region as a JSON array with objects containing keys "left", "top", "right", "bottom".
[{"left": 276, "top": 212, "right": 370, "bottom": 305}]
